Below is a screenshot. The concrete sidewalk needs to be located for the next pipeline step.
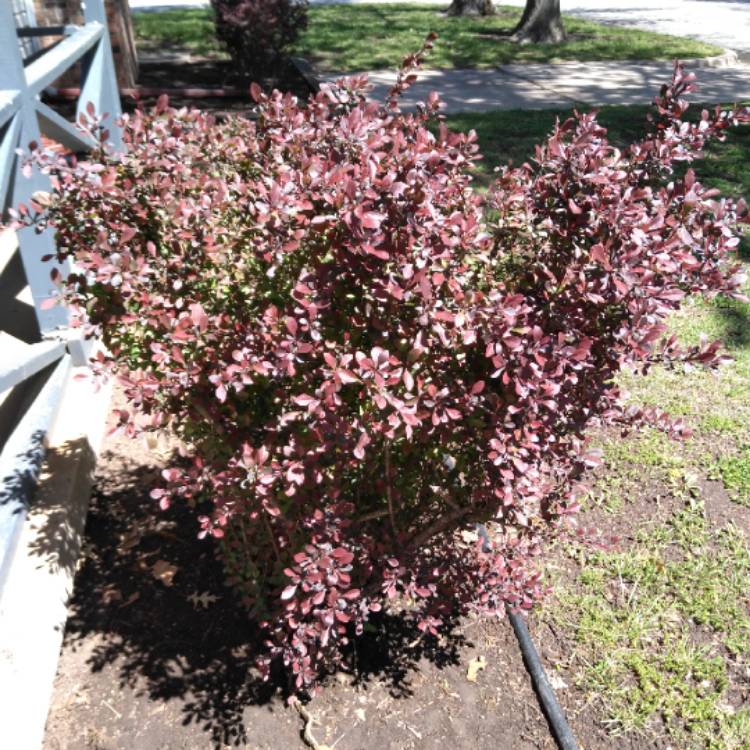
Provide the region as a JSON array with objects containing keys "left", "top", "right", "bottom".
[
  {"left": 128, "top": 0, "right": 750, "bottom": 114},
  {"left": 324, "top": 59, "right": 750, "bottom": 113}
]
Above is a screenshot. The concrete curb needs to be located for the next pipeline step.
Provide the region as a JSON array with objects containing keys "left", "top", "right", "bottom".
[
  {"left": 290, "top": 56, "right": 322, "bottom": 94},
  {"left": 0, "top": 368, "right": 111, "bottom": 750},
  {"left": 508, "top": 48, "right": 740, "bottom": 70},
  {"left": 683, "top": 48, "right": 739, "bottom": 68}
]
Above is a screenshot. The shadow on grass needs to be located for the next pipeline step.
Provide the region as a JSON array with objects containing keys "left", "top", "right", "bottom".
[
  {"left": 132, "top": 7, "right": 222, "bottom": 58},
  {"left": 712, "top": 294, "right": 750, "bottom": 351},
  {"left": 58, "top": 454, "right": 466, "bottom": 747},
  {"left": 273, "top": 4, "right": 721, "bottom": 72}
]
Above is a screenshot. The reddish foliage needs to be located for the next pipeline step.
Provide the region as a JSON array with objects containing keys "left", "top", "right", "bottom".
[
  {"left": 15, "top": 56, "right": 748, "bottom": 692},
  {"left": 210, "top": 0, "right": 308, "bottom": 76}
]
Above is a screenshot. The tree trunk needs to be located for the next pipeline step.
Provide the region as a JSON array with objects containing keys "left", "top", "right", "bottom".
[
  {"left": 511, "top": 0, "right": 565, "bottom": 43},
  {"left": 446, "top": 0, "right": 495, "bottom": 17}
]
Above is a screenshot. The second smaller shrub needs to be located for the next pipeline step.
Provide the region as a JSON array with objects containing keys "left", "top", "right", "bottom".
[{"left": 211, "top": 0, "right": 308, "bottom": 76}]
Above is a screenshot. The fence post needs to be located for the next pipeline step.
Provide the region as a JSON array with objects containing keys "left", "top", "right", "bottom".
[
  {"left": 0, "top": 1, "right": 71, "bottom": 335},
  {"left": 79, "top": 0, "right": 123, "bottom": 152},
  {"left": 0, "top": 0, "right": 123, "bottom": 341}
]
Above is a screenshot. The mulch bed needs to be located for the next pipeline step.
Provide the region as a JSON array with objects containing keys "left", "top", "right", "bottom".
[
  {"left": 38, "top": 384, "right": 637, "bottom": 750},
  {"left": 42, "top": 389, "right": 562, "bottom": 750},
  {"left": 43, "top": 55, "right": 314, "bottom": 124},
  {"left": 41, "top": 386, "right": 750, "bottom": 750},
  {"left": 129, "top": 57, "right": 314, "bottom": 116}
]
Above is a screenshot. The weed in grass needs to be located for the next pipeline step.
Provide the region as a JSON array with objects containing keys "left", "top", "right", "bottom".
[
  {"left": 715, "top": 450, "right": 750, "bottom": 508},
  {"left": 584, "top": 471, "right": 633, "bottom": 513},
  {"left": 603, "top": 429, "right": 685, "bottom": 472},
  {"left": 701, "top": 412, "right": 746, "bottom": 437}
]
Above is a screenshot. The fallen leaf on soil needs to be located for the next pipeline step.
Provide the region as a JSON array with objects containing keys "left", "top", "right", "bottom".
[
  {"left": 335, "top": 670, "right": 354, "bottom": 685},
  {"left": 439, "top": 678, "right": 460, "bottom": 698},
  {"left": 120, "top": 592, "right": 140, "bottom": 608},
  {"left": 134, "top": 549, "right": 160, "bottom": 572},
  {"left": 100, "top": 586, "right": 122, "bottom": 605},
  {"left": 144, "top": 432, "right": 172, "bottom": 459},
  {"left": 548, "top": 672, "right": 568, "bottom": 690},
  {"left": 118, "top": 530, "right": 141, "bottom": 552},
  {"left": 355, "top": 708, "right": 366, "bottom": 722},
  {"left": 187, "top": 590, "right": 218, "bottom": 609},
  {"left": 152, "top": 559, "right": 178, "bottom": 586},
  {"left": 466, "top": 655, "right": 486, "bottom": 682}
]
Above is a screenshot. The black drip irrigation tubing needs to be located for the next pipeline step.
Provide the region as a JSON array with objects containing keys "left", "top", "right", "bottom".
[{"left": 476, "top": 524, "right": 580, "bottom": 750}]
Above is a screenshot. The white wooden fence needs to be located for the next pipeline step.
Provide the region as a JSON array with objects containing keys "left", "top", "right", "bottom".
[{"left": 0, "top": 0, "right": 121, "bottom": 592}]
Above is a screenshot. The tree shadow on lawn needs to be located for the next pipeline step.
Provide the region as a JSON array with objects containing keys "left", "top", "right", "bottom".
[
  {"left": 59, "top": 454, "right": 467, "bottom": 748},
  {"left": 713, "top": 290, "right": 750, "bottom": 351}
]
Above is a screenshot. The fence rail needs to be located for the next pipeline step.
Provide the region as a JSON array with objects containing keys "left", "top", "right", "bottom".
[{"left": 0, "top": 0, "right": 121, "bottom": 596}]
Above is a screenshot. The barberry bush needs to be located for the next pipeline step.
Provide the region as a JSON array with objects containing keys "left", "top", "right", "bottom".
[
  {"left": 210, "top": 0, "right": 308, "bottom": 77},
  {"left": 16, "top": 51, "right": 748, "bottom": 692}
]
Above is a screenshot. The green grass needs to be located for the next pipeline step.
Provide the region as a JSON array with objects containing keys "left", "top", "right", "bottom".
[
  {"left": 132, "top": 5, "right": 722, "bottom": 70},
  {"left": 443, "top": 103, "right": 750, "bottom": 259},
  {"left": 295, "top": 5, "right": 721, "bottom": 71},
  {"left": 132, "top": 8, "right": 224, "bottom": 57},
  {"left": 547, "top": 504, "right": 750, "bottom": 749},
  {"left": 443, "top": 105, "right": 750, "bottom": 191},
  {"left": 445, "top": 105, "right": 653, "bottom": 169},
  {"left": 441, "top": 106, "right": 750, "bottom": 746},
  {"left": 716, "top": 450, "right": 750, "bottom": 507}
]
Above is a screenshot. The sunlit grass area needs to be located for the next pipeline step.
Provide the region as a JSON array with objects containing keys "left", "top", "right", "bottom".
[
  {"left": 548, "top": 505, "right": 750, "bottom": 748},
  {"left": 132, "top": 5, "right": 723, "bottom": 70},
  {"left": 133, "top": 7, "right": 224, "bottom": 57},
  {"left": 443, "top": 103, "right": 750, "bottom": 200},
  {"left": 443, "top": 106, "right": 750, "bottom": 747}
]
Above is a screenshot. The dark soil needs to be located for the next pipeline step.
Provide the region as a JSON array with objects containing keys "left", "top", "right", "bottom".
[
  {"left": 702, "top": 476, "right": 750, "bottom": 538},
  {"left": 41, "top": 397, "right": 750, "bottom": 750},
  {"left": 41, "top": 389, "right": 560, "bottom": 750},
  {"left": 42, "top": 56, "right": 314, "bottom": 124},
  {"left": 130, "top": 57, "right": 314, "bottom": 116}
]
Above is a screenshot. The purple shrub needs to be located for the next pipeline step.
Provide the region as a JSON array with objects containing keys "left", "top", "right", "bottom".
[
  {"left": 15, "top": 56, "right": 749, "bottom": 692},
  {"left": 210, "top": 0, "right": 308, "bottom": 76}
]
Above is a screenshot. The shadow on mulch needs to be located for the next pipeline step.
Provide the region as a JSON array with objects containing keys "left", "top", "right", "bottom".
[
  {"left": 54, "top": 450, "right": 468, "bottom": 748},
  {"left": 43, "top": 56, "right": 315, "bottom": 124},
  {"left": 128, "top": 57, "right": 314, "bottom": 115}
]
